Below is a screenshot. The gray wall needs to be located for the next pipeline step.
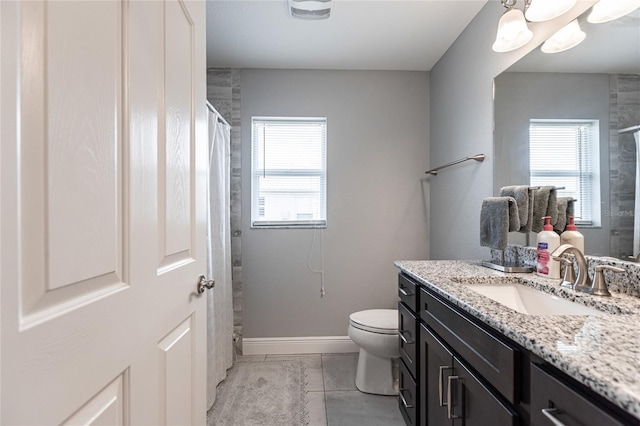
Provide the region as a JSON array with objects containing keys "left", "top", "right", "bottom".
[
  {"left": 240, "top": 69, "right": 430, "bottom": 338},
  {"left": 429, "top": 2, "right": 595, "bottom": 260},
  {"left": 494, "top": 72, "right": 611, "bottom": 256}
]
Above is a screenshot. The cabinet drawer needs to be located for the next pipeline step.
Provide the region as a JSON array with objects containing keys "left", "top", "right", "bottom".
[
  {"left": 398, "top": 302, "right": 418, "bottom": 379},
  {"left": 531, "top": 363, "right": 633, "bottom": 426},
  {"left": 399, "top": 273, "right": 419, "bottom": 313},
  {"left": 420, "top": 286, "right": 521, "bottom": 404},
  {"left": 399, "top": 358, "right": 418, "bottom": 426}
]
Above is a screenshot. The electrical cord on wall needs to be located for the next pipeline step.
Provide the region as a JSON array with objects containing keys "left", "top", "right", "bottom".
[{"left": 306, "top": 226, "right": 326, "bottom": 297}]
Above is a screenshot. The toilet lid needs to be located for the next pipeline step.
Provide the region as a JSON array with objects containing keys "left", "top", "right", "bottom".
[{"left": 349, "top": 309, "right": 398, "bottom": 334}]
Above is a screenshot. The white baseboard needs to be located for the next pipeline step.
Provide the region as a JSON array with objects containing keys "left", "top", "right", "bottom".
[{"left": 242, "top": 335, "right": 358, "bottom": 356}]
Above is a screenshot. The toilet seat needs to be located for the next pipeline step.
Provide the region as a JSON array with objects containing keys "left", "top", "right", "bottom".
[{"left": 349, "top": 309, "right": 397, "bottom": 335}]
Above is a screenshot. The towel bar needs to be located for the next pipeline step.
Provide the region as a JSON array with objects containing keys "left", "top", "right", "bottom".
[{"left": 425, "top": 154, "right": 485, "bottom": 175}]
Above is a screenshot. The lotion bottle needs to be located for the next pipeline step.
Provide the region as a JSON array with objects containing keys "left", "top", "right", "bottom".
[
  {"left": 561, "top": 216, "right": 584, "bottom": 254},
  {"left": 536, "top": 216, "right": 561, "bottom": 279}
]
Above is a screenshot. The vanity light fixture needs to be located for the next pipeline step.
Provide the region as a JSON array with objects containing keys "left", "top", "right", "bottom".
[
  {"left": 525, "top": 0, "right": 577, "bottom": 22},
  {"left": 289, "top": 0, "right": 333, "bottom": 20},
  {"left": 492, "top": 0, "right": 534, "bottom": 53},
  {"left": 541, "top": 19, "right": 586, "bottom": 53},
  {"left": 587, "top": 0, "right": 640, "bottom": 24}
]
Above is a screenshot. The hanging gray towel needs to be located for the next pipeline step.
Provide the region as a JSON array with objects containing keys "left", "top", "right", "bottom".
[
  {"left": 499, "top": 185, "right": 530, "bottom": 232},
  {"left": 555, "top": 197, "right": 570, "bottom": 232},
  {"left": 532, "top": 186, "right": 551, "bottom": 233},
  {"left": 480, "top": 196, "right": 520, "bottom": 250},
  {"left": 547, "top": 187, "right": 558, "bottom": 226},
  {"left": 567, "top": 199, "right": 575, "bottom": 220},
  {"left": 524, "top": 189, "right": 535, "bottom": 233}
]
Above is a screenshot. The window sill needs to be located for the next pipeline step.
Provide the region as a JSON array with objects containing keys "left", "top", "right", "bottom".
[{"left": 251, "top": 221, "right": 327, "bottom": 229}]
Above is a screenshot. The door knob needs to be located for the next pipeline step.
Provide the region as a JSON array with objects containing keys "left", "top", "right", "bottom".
[{"left": 197, "top": 275, "right": 215, "bottom": 294}]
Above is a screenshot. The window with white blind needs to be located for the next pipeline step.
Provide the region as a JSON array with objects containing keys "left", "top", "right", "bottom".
[
  {"left": 251, "top": 117, "right": 327, "bottom": 228},
  {"left": 529, "top": 119, "right": 600, "bottom": 226}
]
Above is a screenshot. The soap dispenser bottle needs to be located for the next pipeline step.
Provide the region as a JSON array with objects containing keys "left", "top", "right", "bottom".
[
  {"left": 536, "top": 216, "right": 561, "bottom": 279},
  {"left": 561, "top": 216, "right": 584, "bottom": 254}
]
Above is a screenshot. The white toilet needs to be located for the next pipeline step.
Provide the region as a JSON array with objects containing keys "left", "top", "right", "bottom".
[{"left": 348, "top": 309, "right": 399, "bottom": 396}]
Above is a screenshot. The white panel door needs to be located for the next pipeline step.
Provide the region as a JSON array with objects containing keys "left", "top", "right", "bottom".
[{"left": 0, "top": 0, "right": 208, "bottom": 424}]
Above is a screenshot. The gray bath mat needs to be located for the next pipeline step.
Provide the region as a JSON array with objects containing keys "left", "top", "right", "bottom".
[{"left": 208, "top": 360, "right": 309, "bottom": 426}]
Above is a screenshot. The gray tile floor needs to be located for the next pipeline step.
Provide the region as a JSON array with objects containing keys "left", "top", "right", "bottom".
[{"left": 234, "top": 352, "right": 405, "bottom": 426}]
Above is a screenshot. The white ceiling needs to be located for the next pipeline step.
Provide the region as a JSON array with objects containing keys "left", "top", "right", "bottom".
[{"left": 206, "top": 0, "right": 488, "bottom": 71}]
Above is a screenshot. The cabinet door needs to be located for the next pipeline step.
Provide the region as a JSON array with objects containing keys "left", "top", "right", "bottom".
[
  {"left": 420, "top": 324, "right": 453, "bottom": 426},
  {"left": 450, "top": 357, "right": 520, "bottom": 426}
]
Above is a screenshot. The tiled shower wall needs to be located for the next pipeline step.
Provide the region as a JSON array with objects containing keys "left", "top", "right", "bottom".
[
  {"left": 207, "top": 68, "right": 243, "bottom": 353},
  {"left": 609, "top": 74, "right": 640, "bottom": 259}
]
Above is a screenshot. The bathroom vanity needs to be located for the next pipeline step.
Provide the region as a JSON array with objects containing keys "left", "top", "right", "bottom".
[{"left": 395, "top": 260, "right": 640, "bottom": 426}]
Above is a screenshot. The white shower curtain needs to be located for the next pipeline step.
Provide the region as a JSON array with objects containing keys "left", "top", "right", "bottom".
[{"left": 206, "top": 108, "right": 234, "bottom": 410}]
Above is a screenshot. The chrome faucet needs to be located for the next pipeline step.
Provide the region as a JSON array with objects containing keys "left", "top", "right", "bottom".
[{"left": 551, "top": 244, "right": 591, "bottom": 291}]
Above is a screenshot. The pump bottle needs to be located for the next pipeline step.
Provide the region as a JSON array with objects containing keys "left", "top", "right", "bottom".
[
  {"left": 560, "top": 217, "right": 584, "bottom": 254},
  {"left": 536, "top": 216, "right": 561, "bottom": 279}
]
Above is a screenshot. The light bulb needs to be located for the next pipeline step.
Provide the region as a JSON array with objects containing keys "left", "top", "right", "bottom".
[
  {"left": 541, "top": 19, "right": 586, "bottom": 53},
  {"left": 525, "top": 0, "right": 577, "bottom": 22},
  {"left": 587, "top": 0, "right": 640, "bottom": 23},
  {"left": 492, "top": 8, "right": 534, "bottom": 53}
]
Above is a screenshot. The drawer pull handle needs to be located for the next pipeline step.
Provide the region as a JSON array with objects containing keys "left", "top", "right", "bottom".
[
  {"left": 447, "top": 375, "right": 462, "bottom": 419},
  {"left": 399, "top": 330, "right": 414, "bottom": 345},
  {"left": 399, "top": 286, "right": 414, "bottom": 297},
  {"left": 541, "top": 408, "right": 567, "bottom": 426},
  {"left": 398, "top": 388, "right": 414, "bottom": 409},
  {"left": 438, "top": 366, "right": 452, "bottom": 406}
]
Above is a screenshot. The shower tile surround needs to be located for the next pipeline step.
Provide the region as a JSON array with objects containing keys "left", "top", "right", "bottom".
[
  {"left": 207, "top": 68, "right": 243, "bottom": 353},
  {"left": 395, "top": 259, "right": 640, "bottom": 419},
  {"left": 609, "top": 74, "right": 640, "bottom": 259}
]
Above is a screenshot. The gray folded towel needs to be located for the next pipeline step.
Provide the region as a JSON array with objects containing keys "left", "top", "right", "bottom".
[
  {"left": 480, "top": 196, "right": 520, "bottom": 250},
  {"left": 555, "top": 197, "right": 570, "bottom": 232},
  {"left": 531, "top": 186, "right": 551, "bottom": 233},
  {"left": 499, "top": 185, "right": 530, "bottom": 232},
  {"left": 547, "top": 187, "right": 558, "bottom": 226}
]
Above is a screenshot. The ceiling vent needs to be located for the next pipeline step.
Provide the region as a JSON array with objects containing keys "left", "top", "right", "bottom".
[{"left": 289, "top": 0, "right": 333, "bottom": 20}]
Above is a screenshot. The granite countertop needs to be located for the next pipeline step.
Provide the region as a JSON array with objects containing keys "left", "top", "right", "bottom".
[{"left": 394, "top": 260, "right": 640, "bottom": 420}]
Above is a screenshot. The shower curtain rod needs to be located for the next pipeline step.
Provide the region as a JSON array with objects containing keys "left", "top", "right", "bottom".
[{"left": 206, "top": 100, "right": 231, "bottom": 127}]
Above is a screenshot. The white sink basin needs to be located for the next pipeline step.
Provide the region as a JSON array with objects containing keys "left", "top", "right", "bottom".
[{"left": 462, "top": 283, "right": 602, "bottom": 316}]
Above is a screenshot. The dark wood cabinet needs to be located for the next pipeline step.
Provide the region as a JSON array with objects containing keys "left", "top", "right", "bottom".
[
  {"left": 399, "top": 355, "right": 419, "bottom": 426},
  {"left": 419, "top": 322, "right": 519, "bottom": 426},
  {"left": 420, "top": 323, "right": 453, "bottom": 426},
  {"left": 399, "top": 301, "right": 418, "bottom": 378},
  {"left": 450, "top": 356, "right": 520, "bottom": 425},
  {"left": 398, "top": 272, "right": 635, "bottom": 426},
  {"left": 530, "top": 363, "right": 637, "bottom": 426},
  {"left": 398, "top": 277, "right": 421, "bottom": 425},
  {"left": 420, "top": 286, "right": 521, "bottom": 404},
  {"left": 399, "top": 273, "right": 419, "bottom": 313}
]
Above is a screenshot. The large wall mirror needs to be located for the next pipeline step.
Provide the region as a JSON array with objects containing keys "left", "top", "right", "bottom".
[{"left": 494, "top": 9, "right": 640, "bottom": 260}]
